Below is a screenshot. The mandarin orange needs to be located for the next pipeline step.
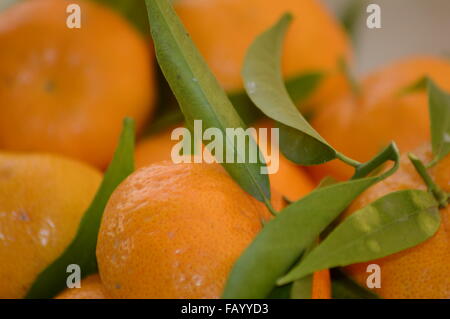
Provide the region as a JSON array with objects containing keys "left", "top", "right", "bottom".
[
  {"left": 0, "top": 152, "right": 101, "bottom": 298},
  {"left": 0, "top": 0, "right": 156, "bottom": 169},
  {"left": 343, "top": 144, "right": 450, "bottom": 299},
  {"left": 310, "top": 56, "right": 450, "bottom": 181},
  {"left": 174, "top": 0, "right": 352, "bottom": 111}
]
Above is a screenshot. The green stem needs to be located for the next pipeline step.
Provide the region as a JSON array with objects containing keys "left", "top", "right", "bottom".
[
  {"left": 408, "top": 153, "right": 448, "bottom": 208},
  {"left": 337, "top": 143, "right": 400, "bottom": 181},
  {"left": 336, "top": 152, "right": 361, "bottom": 168},
  {"left": 351, "top": 142, "right": 400, "bottom": 180}
]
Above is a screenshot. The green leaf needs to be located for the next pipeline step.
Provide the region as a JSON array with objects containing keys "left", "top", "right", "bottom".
[
  {"left": 331, "top": 269, "right": 380, "bottom": 299},
  {"left": 91, "top": 0, "right": 150, "bottom": 35},
  {"left": 145, "top": 0, "right": 270, "bottom": 202},
  {"left": 147, "top": 70, "right": 324, "bottom": 131},
  {"left": 339, "top": 0, "right": 366, "bottom": 42},
  {"left": 266, "top": 284, "right": 292, "bottom": 299},
  {"left": 290, "top": 276, "right": 313, "bottom": 299},
  {"left": 242, "top": 13, "right": 336, "bottom": 165},
  {"left": 317, "top": 176, "right": 338, "bottom": 188},
  {"left": 228, "top": 91, "right": 264, "bottom": 126},
  {"left": 25, "top": 118, "right": 135, "bottom": 298},
  {"left": 285, "top": 72, "right": 324, "bottom": 106},
  {"left": 229, "top": 71, "right": 324, "bottom": 125},
  {"left": 397, "top": 76, "right": 427, "bottom": 96},
  {"left": 222, "top": 143, "right": 400, "bottom": 298},
  {"left": 279, "top": 189, "right": 440, "bottom": 284},
  {"left": 289, "top": 239, "right": 318, "bottom": 299},
  {"left": 427, "top": 79, "right": 450, "bottom": 166}
]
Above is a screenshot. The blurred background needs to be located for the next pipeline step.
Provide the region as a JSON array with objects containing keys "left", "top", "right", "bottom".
[
  {"left": 2, "top": 0, "right": 449, "bottom": 76},
  {"left": 325, "top": 0, "right": 450, "bottom": 74}
]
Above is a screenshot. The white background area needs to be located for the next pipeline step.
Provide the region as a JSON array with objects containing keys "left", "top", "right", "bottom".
[{"left": 325, "top": 0, "right": 450, "bottom": 75}]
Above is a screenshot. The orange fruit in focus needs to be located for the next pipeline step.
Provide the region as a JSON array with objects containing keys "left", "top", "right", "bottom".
[
  {"left": 310, "top": 56, "right": 450, "bottom": 181},
  {"left": 343, "top": 144, "right": 450, "bottom": 299},
  {"left": 97, "top": 161, "right": 273, "bottom": 298},
  {"left": 0, "top": 0, "right": 156, "bottom": 169},
  {"left": 0, "top": 152, "right": 102, "bottom": 298},
  {"left": 174, "top": 0, "right": 352, "bottom": 110},
  {"left": 55, "top": 274, "right": 106, "bottom": 299}
]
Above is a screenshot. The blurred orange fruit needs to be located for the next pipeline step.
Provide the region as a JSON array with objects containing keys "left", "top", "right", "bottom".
[
  {"left": 343, "top": 144, "right": 450, "bottom": 299},
  {"left": 310, "top": 56, "right": 450, "bottom": 181},
  {"left": 174, "top": 0, "right": 352, "bottom": 111},
  {"left": 271, "top": 155, "right": 315, "bottom": 202},
  {"left": 97, "top": 161, "right": 273, "bottom": 298},
  {"left": 253, "top": 119, "right": 315, "bottom": 202},
  {"left": 0, "top": 152, "right": 102, "bottom": 298},
  {"left": 55, "top": 274, "right": 106, "bottom": 299},
  {"left": 135, "top": 127, "right": 180, "bottom": 169},
  {"left": 0, "top": 0, "right": 156, "bottom": 169}
]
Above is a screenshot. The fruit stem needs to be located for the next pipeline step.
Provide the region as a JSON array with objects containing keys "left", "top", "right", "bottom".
[
  {"left": 351, "top": 142, "right": 400, "bottom": 180},
  {"left": 336, "top": 152, "right": 361, "bottom": 168},
  {"left": 408, "top": 153, "right": 448, "bottom": 208}
]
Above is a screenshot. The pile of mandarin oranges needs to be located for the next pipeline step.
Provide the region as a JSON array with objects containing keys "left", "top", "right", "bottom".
[{"left": 0, "top": 0, "right": 448, "bottom": 299}]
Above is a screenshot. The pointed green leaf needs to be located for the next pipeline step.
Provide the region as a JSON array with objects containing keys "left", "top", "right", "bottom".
[
  {"left": 222, "top": 143, "right": 399, "bottom": 298},
  {"left": 398, "top": 76, "right": 427, "bottom": 96},
  {"left": 427, "top": 79, "right": 450, "bottom": 166},
  {"left": 279, "top": 190, "right": 440, "bottom": 284},
  {"left": 339, "top": 0, "right": 366, "bottom": 42},
  {"left": 229, "top": 71, "right": 324, "bottom": 125},
  {"left": 26, "top": 118, "right": 135, "bottom": 298},
  {"left": 145, "top": 0, "right": 270, "bottom": 202},
  {"left": 242, "top": 13, "right": 336, "bottom": 165}
]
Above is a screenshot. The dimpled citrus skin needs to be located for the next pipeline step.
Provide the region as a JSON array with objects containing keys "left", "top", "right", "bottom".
[
  {"left": 0, "top": 0, "right": 156, "bottom": 169},
  {"left": 310, "top": 56, "right": 450, "bottom": 181},
  {"left": 55, "top": 274, "right": 107, "bottom": 299},
  {"left": 343, "top": 144, "right": 450, "bottom": 299},
  {"left": 97, "top": 161, "right": 273, "bottom": 299},
  {"left": 0, "top": 152, "right": 102, "bottom": 299},
  {"left": 174, "top": 0, "right": 352, "bottom": 110}
]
